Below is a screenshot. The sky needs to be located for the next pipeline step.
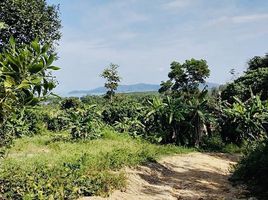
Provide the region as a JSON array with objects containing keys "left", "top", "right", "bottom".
[{"left": 46, "top": 0, "right": 268, "bottom": 94}]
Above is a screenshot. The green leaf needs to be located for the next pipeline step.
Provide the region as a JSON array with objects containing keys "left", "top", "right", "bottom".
[
  {"left": 47, "top": 66, "right": 60, "bottom": 70},
  {"left": 31, "top": 39, "right": 40, "bottom": 54},
  {"left": 0, "top": 22, "right": 7, "bottom": 29},
  {"left": 46, "top": 54, "right": 55, "bottom": 66},
  {"left": 4, "top": 76, "right": 16, "bottom": 88},
  {"left": 31, "top": 77, "right": 42, "bottom": 85},
  {"left": 41, "top": 44, "right": 49, "bottom": 54},
  {"left": 17, "top": 80, "right": 31, "bottom": 89},
  {"left": 169, "top": 112, "right": 174, "bottom": 124},
  {"left": 29, "top": 63, "right": 44, "bottom": 74},
  {"left": 50, "top": 92, "right": 61, "bottom": 98},
  {"left": 46, "top": 82, "right": 56, "bottom": 90},
  {"left": 9, "top": 36, "right": 16, "bottom": 49}
]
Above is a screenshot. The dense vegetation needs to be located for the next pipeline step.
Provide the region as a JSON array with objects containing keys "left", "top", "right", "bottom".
[
  {"left": 0, "top": 0, "right": 61, "bottom": 51},
  {"left": 0, "top": 50, "right": 267, "bottom": 198},
  {"left": 0, "top": 130, "right": 192, "bottom": 199},
  {"left": 231, "top": 140, "right": 268, "bottom": 199},
  {"left": 222, "top": 54, "right": 268, "bottom": 102},
  {"left": 0, "top": 0, "right": 267, "bottom": 199},
  {"left": 225, "top": 54, "right": 268, "bottom": 199}
]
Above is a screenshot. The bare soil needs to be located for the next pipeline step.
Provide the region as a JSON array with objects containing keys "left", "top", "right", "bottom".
[{"left": 82, "top": 152, "right": 251, "bottom": 200}]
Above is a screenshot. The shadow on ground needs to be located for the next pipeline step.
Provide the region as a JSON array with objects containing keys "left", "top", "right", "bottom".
[{"left": 135, "top": 153, "right": 249, "bottom": 200}]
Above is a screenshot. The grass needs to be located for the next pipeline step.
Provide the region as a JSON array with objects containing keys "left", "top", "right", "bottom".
[{"left": 0, "top": 129, "right": 194, "bottom": 199}]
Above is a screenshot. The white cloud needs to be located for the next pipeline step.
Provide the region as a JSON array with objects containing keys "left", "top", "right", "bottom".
[
  {"left": 208, "top": 13, "right": 268, "bottom": 26},
  {"left": 163, "top": 0, "right": 196, "bottom": 10},
  {"left": 232, "top": 14, "right": 268, "bottom": 23},
  {"left": 51, "top": 0, "right": 268, "bottom": 94},
  {"left": 116, "top": 31, "right": 138, "bottom": 40}
]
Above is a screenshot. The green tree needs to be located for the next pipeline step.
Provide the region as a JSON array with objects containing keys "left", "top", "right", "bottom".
[
  {"left": 0, "top": 38, "right": 59, "bottom": 149},
  {"left": 0, "top": 0, "right": 61, "bottom": 51},
  {"left": 222, "top": 53, "right": 268, "bottom": 102},
  {"left": 100, "top": 63, "right": 121, "bottom": 101},
  {"left": 155, "top": 58, "right": 212, "bottom": 147},
  {"left": 159, "top": 59, "right": 210, "bottom": 96}
]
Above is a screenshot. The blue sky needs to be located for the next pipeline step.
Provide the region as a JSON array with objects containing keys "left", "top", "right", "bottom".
[{"left": 47, "top": 0, "right": 268, "bottom": 94}]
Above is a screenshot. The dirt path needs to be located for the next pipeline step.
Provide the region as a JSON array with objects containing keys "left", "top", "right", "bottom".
[{"left": 83, "top": 153, "right": 250, "bottom": 200}]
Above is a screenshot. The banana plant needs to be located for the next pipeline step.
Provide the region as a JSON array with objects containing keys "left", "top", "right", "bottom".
[
  {"left": 220, "top": 94, "right": 268, "bottom": 144},
  {"left": 186, "top": 89, "right": 212, "bottom": 147}
]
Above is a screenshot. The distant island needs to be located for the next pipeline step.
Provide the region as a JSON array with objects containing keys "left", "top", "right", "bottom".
[{"left": 69, "top": 82, "right": 219, "bottom": 96}]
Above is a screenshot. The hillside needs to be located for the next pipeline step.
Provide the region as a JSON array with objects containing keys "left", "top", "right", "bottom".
[{"left": 69, "top": 82, "right": 219, "bottom": 96}]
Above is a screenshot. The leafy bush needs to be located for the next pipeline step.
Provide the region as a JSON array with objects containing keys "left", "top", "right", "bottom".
[
  {"left": 200, "top": 134, "right": 243, "bottom": 153},
  {"left": 219, "top": 95, "right": 268, "bottom": 145},
  {"left": 68, "top": 106, "right": 102, "bottom": 140},
  {"left": 200, "top": 134, "right": 225, "bottom": 152},
  {"left": 222, "top": 54, "right": 268, "bottom": 103},
  {"left": 60, "top": 97, "right": 81, "bottom": 110},
  {"left": 42, "top": 106, "right": 68, "bottom": 132},
  {"left": 146, "top": 91, "right": 214, "bottom": 147},
  {"left": 102, "top": 99, "right": 144, "bottom": 125},
  {"left": 0, "top": 38, "right": 59, "bottom": 149},
  {"left": 23, "top": 108, "right": 46, "bottom": 134},
  {"left": 231, "top": 139, "right": 268, "bottom": 199}
]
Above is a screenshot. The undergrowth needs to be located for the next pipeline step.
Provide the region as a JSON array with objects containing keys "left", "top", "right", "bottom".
[
  {"left": 231, "top": 139, "right": 268, "bottom": 199},
  {"left": 0, "top": 129, "right": 193, "bottom": 199},
  {"left": 200, "top": 134, "right": 244, "bottom": 154}
]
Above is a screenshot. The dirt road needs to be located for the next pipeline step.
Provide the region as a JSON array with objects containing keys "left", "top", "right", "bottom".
[{"left": 83, "top": 153, "right": 250, "bottom": 200}]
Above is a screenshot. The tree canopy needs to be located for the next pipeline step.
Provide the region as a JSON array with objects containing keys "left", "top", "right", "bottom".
[
  {"left": 100, "top": 63, "right": 121, "bottom": 101},
  {"left": 0, "top": 0, "right": 61, "bottom": 51},
  {"left": 159, "top": 59, "right": 210, "bottom": 95},
  {"left": 222, "top": 54, "right": 268, "bottom": 102},
  {"left": 0, "top": 38, "right": 59, "bottom": 123}
]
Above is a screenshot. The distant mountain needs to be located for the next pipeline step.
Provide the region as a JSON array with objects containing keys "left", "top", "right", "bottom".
[
  {"left": 68, "top": 82, "right": 219, "bottom": 96},
  {"left": 69, "top": 83, "right": 160, "bottom": 95}
]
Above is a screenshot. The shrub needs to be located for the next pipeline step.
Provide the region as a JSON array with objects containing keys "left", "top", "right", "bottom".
[
  {"left": 200, "top": 134, "right": 243, "bottom": 153},
  {"left": 231, "top": 139, "right": 268, "bottom": 199},
  {"left": 68, "top": 105, "right": 103, "bottom": 140},
  {"left": 0, "top": 38, "right": 59, "bottom": 149},
  {"left": 60, "top": 97, "right": 81, "bottom": 110},
  {"left": 219, "top": 95, "right": 268, "bottom": 145}
]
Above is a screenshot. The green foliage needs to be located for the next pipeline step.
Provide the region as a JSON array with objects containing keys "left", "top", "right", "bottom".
[
  {"left": 43, "top": 107, "right": 68, "bottom": 132},
  {"left": 146, "top": 90, "right": 214, "bottom": 147},
  {"left": 0, "top": 130, "right": 193, "bottom": 199},
  {"left": 68, "top": 105, "right": 102, "bottom": 140},
  {"left": 222, "top": 53, "right": 268, "bottom": 102},
  {"left": 200, "top": 134, "right": 243, "bottom": 153},
  {"left": 231, "top": 139, "right": 268, "bottom": 199},
  {"left": 0, "top": 154, "right": 126, "bottom": 199},
  {"left": 60, "top": 97, "right": 81, "bottom": 110},
  {"left": 219, "top": 95, "right": 268, "bottom": 145},
  {"left": 100, "top": 63, "right": 121, "bottom": 101},
  {"left": 159, "top": 59, "right": 210, "bottom": 95},
  {"left": 0, "top": 38, "right": 59, "bottom": 149},
  {"left": 102, "top": 99, "right": 143, "bottom": 125},
  {"left": 0, "top": 38, "right": 59, "bottom": 120},
  {"left": 155, "top": 58, "right": 213, "bottom": 147},
  {"left": 0, "top": 0, "right": 61, "bottom": 51}
]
